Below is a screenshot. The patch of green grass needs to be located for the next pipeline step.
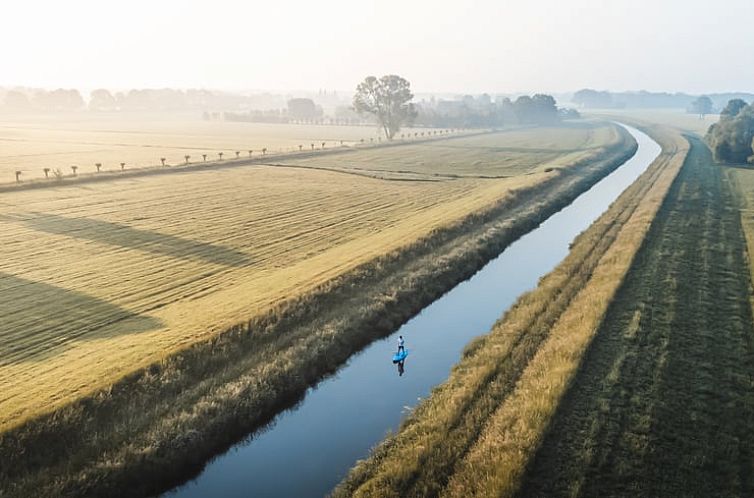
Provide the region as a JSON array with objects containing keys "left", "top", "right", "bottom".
[{"left": 518, "top": 136, "right": 754, "bottom": 498}]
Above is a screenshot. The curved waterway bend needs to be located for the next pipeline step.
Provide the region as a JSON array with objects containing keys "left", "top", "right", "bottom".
[{"left": 166, "top": 123, "right": 661, "bottom": 498}]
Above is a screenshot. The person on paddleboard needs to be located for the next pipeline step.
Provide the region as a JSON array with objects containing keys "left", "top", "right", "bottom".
[{"left": 397, "top": 335, "right": 405, "bottom": 354}]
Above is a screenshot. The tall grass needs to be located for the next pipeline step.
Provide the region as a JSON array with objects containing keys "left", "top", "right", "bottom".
[
  {"left": 333, "top": 123, "right": 688, "bottom": 498},
  {"left": 0, "top": 130, "right": 637, "bottom": 497}
]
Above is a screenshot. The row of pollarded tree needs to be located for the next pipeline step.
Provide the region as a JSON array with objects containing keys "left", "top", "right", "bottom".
[
  {"left": 13, "top": 149, "right": 272, "bottom": 182},
  {"left": 11, "top": 128, "right": 460, "bottom": 183},
  {"left": 706, "top": 99, "right": 754, "bottom": 163}
]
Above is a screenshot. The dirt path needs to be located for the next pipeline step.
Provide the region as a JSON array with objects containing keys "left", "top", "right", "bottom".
[{"left": 518, "top": 136, "right": 754, "bottom": 497}]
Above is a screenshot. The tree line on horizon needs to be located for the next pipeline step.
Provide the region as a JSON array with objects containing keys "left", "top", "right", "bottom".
[
  {"left": 573, "top": 88, "right": 754, "bottom": 112},
  {"left": 352, "top": 75, "right": 577, "bottom": 139}
]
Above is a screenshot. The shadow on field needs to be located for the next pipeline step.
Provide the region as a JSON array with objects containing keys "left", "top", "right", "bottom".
[
  {"left": 0, "top": 272, "right": 163, "bottom": 364},
  {"left": 2, "top": 212, "right": 250, "bottom": 267}
]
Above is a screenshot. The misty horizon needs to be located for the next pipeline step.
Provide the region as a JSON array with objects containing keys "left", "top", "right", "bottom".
[{"left": 3, "top": 0, "right": 753, "bottom": 95}]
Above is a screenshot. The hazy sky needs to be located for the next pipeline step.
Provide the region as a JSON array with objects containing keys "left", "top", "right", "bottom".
[{"left": 3, "top": 0, "right": 753, "bottom": 95}]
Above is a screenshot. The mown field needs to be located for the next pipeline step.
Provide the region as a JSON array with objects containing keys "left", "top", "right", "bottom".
[
  {"left": 279, "top": 123, "right": 613, "bottom": 180},
  {"left": 0, "top": 112, "right": 432, "bottom": 181},
  {"left": 518, "top": 136, "right": 754, "bottom": 497},
  {"left": 334, "top": 123, "right": 689, "bottom": 498},
  {"left": 0, "top": 121, "right": 624, "bottom": 433}
]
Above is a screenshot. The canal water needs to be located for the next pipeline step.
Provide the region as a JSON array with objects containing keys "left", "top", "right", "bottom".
[{"left": 166, "top": 123, "right": 661, "bottom": 498}]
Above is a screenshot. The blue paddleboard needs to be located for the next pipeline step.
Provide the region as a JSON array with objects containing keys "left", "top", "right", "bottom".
[{"left": 392, "top": 349, "right": 408, "bottom": 363}]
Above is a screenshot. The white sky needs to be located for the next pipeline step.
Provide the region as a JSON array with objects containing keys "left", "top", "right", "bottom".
[{"left": 2, "top": 0, "right": 753, "bottom": 94}]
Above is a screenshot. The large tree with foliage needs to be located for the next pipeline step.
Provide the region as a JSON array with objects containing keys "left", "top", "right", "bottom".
[
  {"left": 513, "top": 94, "right": 559, "bottom": 124},
  {"left": 690, "top": 95, "right": 713, "bottom": 118},
  {"left": 706, "top": 99, "right": 754, "bottom": 163},
  {"left": 720, "top": 99, "right": 748, "bottom": 120},
  {"left": 353, "top": 75, "right": 417, "bottom": 139}
]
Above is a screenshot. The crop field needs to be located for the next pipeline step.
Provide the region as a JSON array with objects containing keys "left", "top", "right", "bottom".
[
  {"left": 334, "top": 124, "right": 689, "bottom": 498},
  {"left": 279, "top": 123, "right": 619, "bottom": 180},
  {"left": 519, "top": 137, "right": 754, "bottom": 497},
  {"left": 0, "top": 122, "right": 623, "bottom": 433},
  {"left": 0, "top": 112, "right": 431, "bottom": 181}
]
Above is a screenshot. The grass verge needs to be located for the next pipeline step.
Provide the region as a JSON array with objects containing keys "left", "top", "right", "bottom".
[{"left": 517, "top": 135, "right": 754, "bottom": 497}]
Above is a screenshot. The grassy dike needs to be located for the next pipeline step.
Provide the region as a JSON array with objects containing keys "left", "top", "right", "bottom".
[
  {"left": 517, "top": 135, "right": 754, "bottom": 497},
  {"left": 332, "top": 123, "right": 688, "bottom": 498},
  {"left": 0, "top": 128, "right": 635, "bottom": 498}
]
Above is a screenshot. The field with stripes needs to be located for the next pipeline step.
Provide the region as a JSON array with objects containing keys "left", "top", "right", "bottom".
[{"left": 0, "top": 120, "right": 623, "bottom": 431}]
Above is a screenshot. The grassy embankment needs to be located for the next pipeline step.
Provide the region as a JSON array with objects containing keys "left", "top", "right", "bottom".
[
  {"left": 333, "top": 123, "right": 688, "bottom": 498},
  {"left": 0, "top": 124, "right": 633, "bottom": 497},
  {"left": 727, "top": 166, "right": 754, "bottom": 299},
  {"left": 517, "top": 136, "right": 754, "bottom": 497}
]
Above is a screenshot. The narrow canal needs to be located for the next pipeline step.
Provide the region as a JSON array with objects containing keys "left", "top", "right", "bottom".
[{"left": 166, "top": 123, "right": 661, "bottom": 498}]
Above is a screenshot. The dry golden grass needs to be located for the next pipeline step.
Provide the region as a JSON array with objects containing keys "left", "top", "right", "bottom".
[
  {"left": 0, "top": 112, "right": 433, "bottom": 181},
  {"left": 0, "top": 123, "right": 619, "bottom": 432},
  {"left": 280, "top": 123, "right": 618, "bottom": 179}
]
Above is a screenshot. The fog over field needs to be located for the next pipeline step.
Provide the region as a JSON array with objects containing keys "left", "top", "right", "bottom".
[{"left": 2, "top": 0, "right": 753, "bottom": 94}]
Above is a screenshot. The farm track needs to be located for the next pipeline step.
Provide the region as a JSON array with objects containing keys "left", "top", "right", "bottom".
[
  {"left": 518, "top": 137, "right": 754, "bottom": 498},
  {"left": 0, "top": 129, "right": 636, "bottom": 498}
]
